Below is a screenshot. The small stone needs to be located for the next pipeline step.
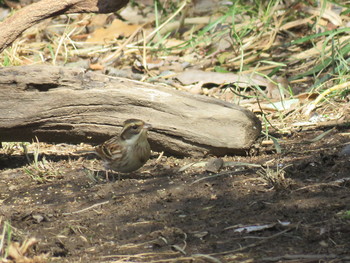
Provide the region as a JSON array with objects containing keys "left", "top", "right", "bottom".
[{"left": 205, "top": 158, "right": 224, "bottom": 173}]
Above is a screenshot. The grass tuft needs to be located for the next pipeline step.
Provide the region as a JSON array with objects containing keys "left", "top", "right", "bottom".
[
  {"left": 257, "top": 164, "right": 292, "bottom": 190},
  {"left": 22, "top": 141, "right": 63, "bottom": 183}
]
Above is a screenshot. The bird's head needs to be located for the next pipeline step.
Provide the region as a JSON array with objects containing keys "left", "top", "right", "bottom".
[{"left": 120, "top": 119, "right": 151, "bottom": 145}]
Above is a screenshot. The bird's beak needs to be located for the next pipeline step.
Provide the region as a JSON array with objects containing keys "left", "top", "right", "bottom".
[{"left": 143, "top": 123, "right": 152, "bottom": 130}]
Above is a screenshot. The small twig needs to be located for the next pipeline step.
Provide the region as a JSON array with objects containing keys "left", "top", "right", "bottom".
[
  {"left": 294, "top": 177, "right": 350, "bottom": 192},
  {"left": 254, "top": 89, "right": 279, "bottom": 132},
  {"left": 141, "top": 28, "right": 156, "bottom": 78},
  {"left": 305, "top": 127, "right": 335, "bottom": 143},
  {"left": 62, "top": 200, "right": 110, "bottom": 215},
  {"left": 174, "top": 3, "right": 188, "bottom": 35},
  {"left": 190, "top": 171, "right": 235, "bottom": 185},
  {"left": 209, "top": 227, "right": 294, "bottom": 256},
  {"left": 155, "top": 151, "right": 164, "bottom": 163}
]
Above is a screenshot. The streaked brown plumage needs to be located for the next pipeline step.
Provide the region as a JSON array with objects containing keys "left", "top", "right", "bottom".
[{"left": 95, "top": 119, "right": 151, "bottom": 173}]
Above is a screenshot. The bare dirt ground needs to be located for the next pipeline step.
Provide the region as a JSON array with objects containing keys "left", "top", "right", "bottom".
[
  {"left": 1, "top": 124, "right": 350, "bottom": 263},
  {"left": 1, "top": 0, "right": 350, "bottom": 262}
]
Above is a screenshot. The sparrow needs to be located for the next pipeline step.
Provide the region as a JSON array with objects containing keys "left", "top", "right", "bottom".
[{"left": 95, "top": 119, "right": 151, "bottom": 173}]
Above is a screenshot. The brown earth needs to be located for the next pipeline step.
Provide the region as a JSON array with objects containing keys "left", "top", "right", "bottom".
[{"left": 0, "top": 126, "right": 350, "bottom": 263}]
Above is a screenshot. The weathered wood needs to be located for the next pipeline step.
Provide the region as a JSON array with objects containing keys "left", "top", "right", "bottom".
[
  {"left": 0, "top": 65, "right": 261, "bottom": 157},
  {"left": 0, "top": 0, "right": 129, "bottom": 53}
]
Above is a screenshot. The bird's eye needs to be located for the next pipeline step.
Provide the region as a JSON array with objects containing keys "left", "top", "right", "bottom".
[{"left": 132, "top": 125, "right": 138, "bottom": 130}]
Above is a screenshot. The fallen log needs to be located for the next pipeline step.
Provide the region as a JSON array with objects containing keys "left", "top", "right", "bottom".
[
  {"left": 0, "top": 65, "right": 261, "bottom": 157},
  {"left": 0, "top": 0, "right": 129, "bottom": 53}
]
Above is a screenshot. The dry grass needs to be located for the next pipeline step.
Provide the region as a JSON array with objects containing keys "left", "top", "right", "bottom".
[
  {"left": 1, "top": 2, "right": 348, "bottom": 123},
  {"left": 257, "top": 165, "right": 293, "bottom": 190}
]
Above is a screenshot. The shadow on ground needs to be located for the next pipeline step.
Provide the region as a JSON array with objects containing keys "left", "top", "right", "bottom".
[{"left": 0, "top": 128, "right": 350, "bottom": 262}]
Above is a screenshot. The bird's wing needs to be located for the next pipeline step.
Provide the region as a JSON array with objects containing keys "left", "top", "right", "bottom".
[{"left": 95, "top": 137, "right": 125, "bottom": 161}]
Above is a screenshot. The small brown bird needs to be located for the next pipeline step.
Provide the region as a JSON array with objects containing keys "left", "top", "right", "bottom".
[{"left": 95, "top": 119, "right": 151, "bottom": 174}]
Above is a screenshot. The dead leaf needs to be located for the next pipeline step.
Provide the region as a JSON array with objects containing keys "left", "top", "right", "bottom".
[
  {"left": 134, "top": 58, "right": 164, "bottom": 70},
  {"left": 89, "top": 63, "right": 104, "bottom": 71},
  {"left": 8, "top": 238, "right": 46, "bottom": 263},
  {"left": 8, "top": 242, "right": 22, "bottom": 260},
  {"left": 295, "top": 92, "right": 319, "bottom": 102},
  {"left": 86, "top": 19, "right": 141, "bottom": 43}
]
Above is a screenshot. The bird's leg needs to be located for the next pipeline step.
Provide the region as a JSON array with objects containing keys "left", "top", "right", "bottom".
[{"left": 105, "top": 170, "right": 122, "bottom": 182}]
